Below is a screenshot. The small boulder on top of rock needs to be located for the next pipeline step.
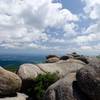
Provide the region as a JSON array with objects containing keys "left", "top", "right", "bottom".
[
  {"left": 46, "top": 55, "right": 59, "bottom": 59},
  {"left": 46, "top": 55, "right": 60, "bottom": 63},
  {"left": 46, "top": 57, "right": 60, "bottom": 63},
  {"left": 60, "top": 55, "right": 69, "bottom": 60}
]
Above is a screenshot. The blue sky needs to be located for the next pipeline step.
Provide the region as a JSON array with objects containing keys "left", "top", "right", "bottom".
[
  {"left": 0, "top": 0, "right": 100, "bottom": 55},
  {"left": 62, "top": 0, "right": 84, "bottom": 13}
]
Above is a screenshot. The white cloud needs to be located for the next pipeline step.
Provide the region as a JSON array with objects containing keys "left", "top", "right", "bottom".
[
  {"left": 0, "top": 0, "right": 99, "bottom": 55},
  {"left": 85, "top": 23, "right": 100, "bottom": 34},
  {"left": 74, "top": 33, "right": 100, "bottom": 43},
  {"left": 64, "top": 23, "right": 78, "bottom": 38},
  {"left": 45, "top": 8, "right": 78, "bottom": 28},
  {"left": 0, "top": 0, "right": 79, "bottom": 50},
  {"left": 50, "top": 38, "right": 65, "bottom": 43},
  {"left": 80, "top": 45, "right": 92, "bottom": 50},
  {"left": 80, "top": 44, "right": 100, "bottom": 52},
  {"left": 82, "top": 0, "right": 100, "bottom": 19},
  {"left": 70, "top": 0, "right": 100, "bottom": 54}
]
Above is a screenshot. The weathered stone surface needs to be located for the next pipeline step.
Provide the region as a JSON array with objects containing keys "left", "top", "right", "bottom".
[
  {"left": 17, "top": 59, "right": 86, "bottom": 80},
  {"left": 17, "top": 64, "right": 44, "bottom": 80},
  {"left": 60, "top": 53, "right": 89, "bottom": 64},
  {"left": 38, "top": 59, "right": 86, "bottom": 77},
  {"left": 17, "top": 64, "right": 45, "bottom": 91},
  {"left": 46, "top": 57, "right": 60, "bottom": 63},
  {"left": 0, "top": 93, "right": 28, "bottom": 100},
  {"left": 75, "top": 56, "right": 89, "bottom": 64},
  {"left": 0, "top": 67, "right": 22, "bottom": 96},
  {"left": 76, "top": 64, "right": 100, "bottom": 100},
  {"left": 87, "top": 57, "right": 100, "bottom": 67},
  {"left": 17, "top": 59, "right": 86, "bottom": 96},
  {"left": 44, "top": 73, "right": 89, "bottom": 100},
  {"left": 44, "top": 73, "right": 76, "bottom": 100}
]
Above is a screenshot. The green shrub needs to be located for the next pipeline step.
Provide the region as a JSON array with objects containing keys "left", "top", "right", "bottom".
[
  {"left": 34, "top": 72, "right": 59, "bottom": 100},
  {"left": 97, "top": 55, "right": 100, "bottom": 59},
  {"left": 24, "top": 72, "right": 59, "bottom": 100}
]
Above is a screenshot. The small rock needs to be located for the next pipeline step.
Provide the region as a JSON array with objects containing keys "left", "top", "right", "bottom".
[
  {"left": 46, "top": 55, "right": 59, "bottom": 59},
  {"left": 60, "top": 55, "right": 69, "bottom": 60},
  {"left": 0, "top": 93, "right": 28, "bottom": 100},
  {"left": 46, "top": 57, "right": 60, "bottom": 63},
  {"left": 71, "top": 52, "right": 80, "bottom": 57}
]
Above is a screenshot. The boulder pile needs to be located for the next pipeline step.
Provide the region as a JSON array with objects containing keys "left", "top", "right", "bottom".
[
  {"left": 45, "top": 52, "right": 89, "bottom": 64},
  {"left": 44, "top": 54, "right": 100, "bottom": 100},
  {"left": 17, "top": 59, "right": 86, "bottom": 81},
  {"left": 0, "top": 52, "right": 100, "bottom": 100}
]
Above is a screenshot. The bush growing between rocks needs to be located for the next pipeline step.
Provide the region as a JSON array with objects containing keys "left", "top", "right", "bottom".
[{"left": 25, "top": 72, "right": 59, "bottom": 100}]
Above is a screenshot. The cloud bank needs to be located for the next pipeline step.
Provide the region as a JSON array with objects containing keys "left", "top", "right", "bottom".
[{"left": 0, "top": 0, "right": 100, "bottom": 55}]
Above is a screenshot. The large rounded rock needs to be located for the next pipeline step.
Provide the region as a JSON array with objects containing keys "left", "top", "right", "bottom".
[
  {"left": 76, "top": 64, "right": 100, "bottom": 100},
  {"left": 0, "top": 93, "right": 28, "bottom": 100},
  {"left": 0, "top": 67, "right": 22, "bottom": 96},
  {"left": 17, "top": 64, "right": 45, "bottom": 92},
  {"left": 17, "top": 64, "right": 44, "bottom": 80}
]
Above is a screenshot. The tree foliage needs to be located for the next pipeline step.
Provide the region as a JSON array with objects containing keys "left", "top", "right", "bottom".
[
  {"left": 25, "top": 72, "right": 59, "bottom": 100},
  {"left": 34, "top": 72, "right": 59, "bottom": 100}
]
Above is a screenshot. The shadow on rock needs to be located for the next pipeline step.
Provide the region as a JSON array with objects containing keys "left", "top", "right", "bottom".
[{"left": 73, "top": 81, "right": 90, "bottom": 100}]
